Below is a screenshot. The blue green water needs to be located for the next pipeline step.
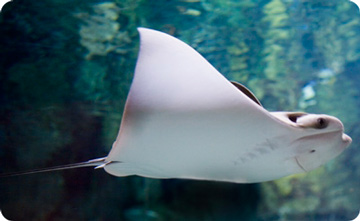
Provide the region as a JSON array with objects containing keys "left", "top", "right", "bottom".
[{"left": 0, "top": 0, "right": 359, "bottom": 220}]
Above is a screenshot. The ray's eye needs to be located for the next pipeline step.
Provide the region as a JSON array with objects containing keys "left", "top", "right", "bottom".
[
  {"left": 316, "top": 117, "right": 328, "bottom": 129},
  {"left": 310, "top": 149, "right": 316, "bottom": 153}
]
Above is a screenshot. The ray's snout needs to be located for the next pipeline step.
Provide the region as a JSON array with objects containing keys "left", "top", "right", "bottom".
[
  {"left": 326, "top": 115, "right": 351, "bottom": 147},
  {"left": 327, "top": 116, "right": 352, "bottom": 146},
  {"left": 330, "top": 116, "right": 345, "bottom": 131}
]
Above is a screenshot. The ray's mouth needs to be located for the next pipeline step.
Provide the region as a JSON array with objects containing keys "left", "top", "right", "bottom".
[
  {"left": 295, "top": 132, "right": 351, "bottom": 173},
  {"left": 295, "top": 157, "right": 307, "bottom": 172}
]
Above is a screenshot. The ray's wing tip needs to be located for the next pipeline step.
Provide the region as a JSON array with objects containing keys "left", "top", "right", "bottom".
[
  {"left": 137, "top": 27, "right": 176, "bottom": 44},
  {"left": 137, "top": 27, "right": 157, "bottom": 37},
  {"left": 137, "top": 27, "right": 161, "bottom": 33},
  {"left": 137, "top": 27, "right": 148, "bottom": 32}
]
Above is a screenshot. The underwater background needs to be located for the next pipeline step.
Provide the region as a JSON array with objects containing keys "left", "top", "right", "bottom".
[{"left": 0, "top": 0, "right": 359, "bottom": 220}]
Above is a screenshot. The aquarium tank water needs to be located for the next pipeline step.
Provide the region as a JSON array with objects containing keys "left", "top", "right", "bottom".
[{"left": 0, "top": 0, "right": 359, "bottom": 220}]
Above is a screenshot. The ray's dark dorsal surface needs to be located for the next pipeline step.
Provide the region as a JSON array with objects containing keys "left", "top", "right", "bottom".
[{"left": 1, "top": 28, "right": 352, "bottom": 183}]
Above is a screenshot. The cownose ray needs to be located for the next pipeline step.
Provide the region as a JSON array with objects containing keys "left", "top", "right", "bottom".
[{"left": 1, "top": 28, "right": 352, "bottom": 183}]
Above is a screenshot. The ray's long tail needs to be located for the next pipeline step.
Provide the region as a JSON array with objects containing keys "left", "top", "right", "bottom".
[{"left": 0, "top": 157, "right": 108, "bottom": 178}]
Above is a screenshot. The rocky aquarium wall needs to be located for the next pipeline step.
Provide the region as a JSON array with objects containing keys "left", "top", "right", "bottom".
[{"left": 0, "top": 0, "right": 359, "bottom": 220}]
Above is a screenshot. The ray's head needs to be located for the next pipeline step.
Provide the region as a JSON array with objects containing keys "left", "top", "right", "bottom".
[{"left": 273, "top": 112, "right": 352, "bottom": 172}]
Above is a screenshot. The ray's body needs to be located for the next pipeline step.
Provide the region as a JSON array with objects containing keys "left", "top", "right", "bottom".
[{"left": 1, "top": 28, "right": 352, "bottom": 183}]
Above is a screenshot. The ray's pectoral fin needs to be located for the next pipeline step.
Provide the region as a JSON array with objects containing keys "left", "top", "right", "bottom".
[{"left": 123, "top": 28, "right": 267, "bottom": 113}]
